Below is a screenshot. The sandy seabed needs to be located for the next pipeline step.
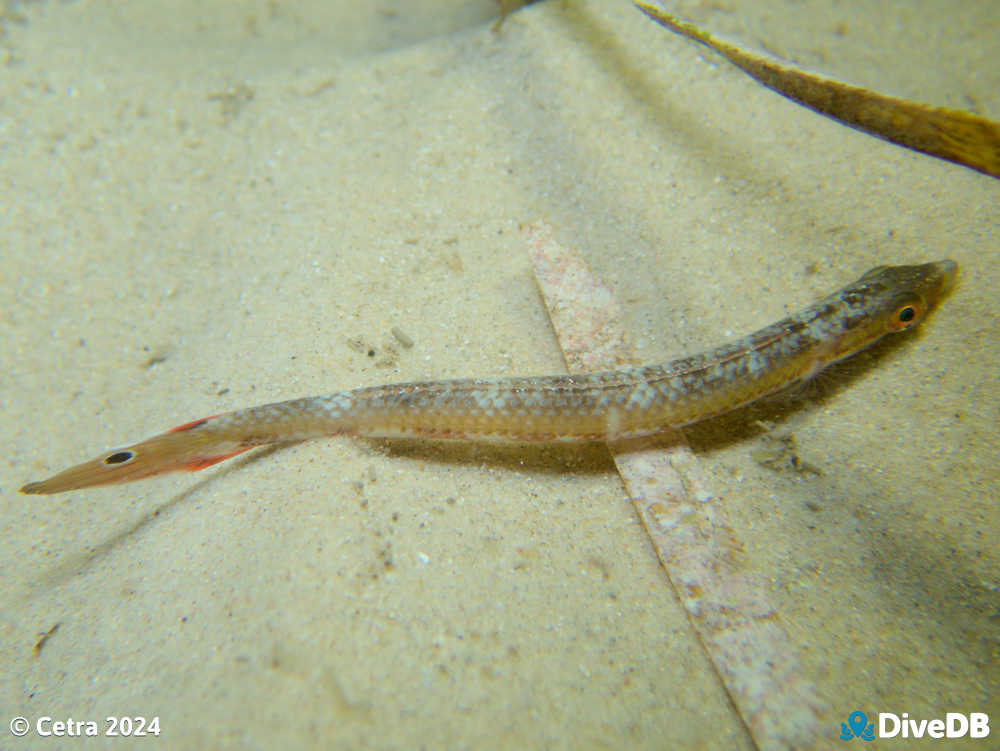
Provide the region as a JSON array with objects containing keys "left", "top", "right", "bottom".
[{"left": 2, "top": 1, "right": 997, "bottom": 748}]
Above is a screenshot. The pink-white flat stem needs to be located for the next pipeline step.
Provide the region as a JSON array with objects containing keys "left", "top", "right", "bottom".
[{"left": 525, "top": 220, "right": 824, "bottom": 750}]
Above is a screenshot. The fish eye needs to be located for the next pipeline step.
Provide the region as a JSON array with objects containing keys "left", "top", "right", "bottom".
[
  {"left": 104, "top": 451, "right": 135, "bottom": 465},
  {"left": 888, "top": 298, "right": 925, "bottom": 331}
]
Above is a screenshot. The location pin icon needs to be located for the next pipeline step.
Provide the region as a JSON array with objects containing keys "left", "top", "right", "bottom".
[{"left": 848, "top": 711, "right": 868, "bottom": 738}]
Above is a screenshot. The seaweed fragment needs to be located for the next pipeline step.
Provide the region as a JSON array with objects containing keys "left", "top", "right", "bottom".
[{"left": 635, "top": 1, "right": 1000, "bottom": 179}]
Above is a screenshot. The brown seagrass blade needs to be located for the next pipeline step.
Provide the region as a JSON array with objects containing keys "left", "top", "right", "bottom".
[{"left": 635, "top": 1, "right": 1000, "bottom": 179}]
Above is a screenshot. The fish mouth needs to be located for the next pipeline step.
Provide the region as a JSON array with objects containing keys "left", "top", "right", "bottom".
[
  {"left": 936, "top": 259, "right": 958, "bottom": 294},
  {"left": 924, "top": 259, "right": 958, "bottom": 304}
]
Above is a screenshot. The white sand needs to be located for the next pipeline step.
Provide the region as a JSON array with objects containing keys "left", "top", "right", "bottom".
[{"left": 2, "top": 0, "right": 997, "bottom": 747}]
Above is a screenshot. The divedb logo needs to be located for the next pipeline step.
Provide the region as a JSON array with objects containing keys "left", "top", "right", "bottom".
[{"left": 840, "top": 710, "right": 990, "bottom": 741}]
